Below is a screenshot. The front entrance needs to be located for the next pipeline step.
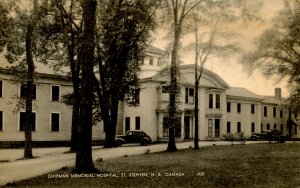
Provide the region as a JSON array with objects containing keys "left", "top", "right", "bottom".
[
  {"left": 215, "top": 119, "right": 220, "bottom": 137},
  {"left": 184, "top": 116, "right": 192, "bottom": 139}
]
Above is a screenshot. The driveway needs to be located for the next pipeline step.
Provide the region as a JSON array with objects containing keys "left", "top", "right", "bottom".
[{"left": 0, "top": 140, "right": 267, "bottom": 186}]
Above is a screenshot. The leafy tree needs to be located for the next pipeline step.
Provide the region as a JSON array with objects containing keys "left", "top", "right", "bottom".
[
  {"left": 5, "top": 0, "right": 50, "bottom": 158},
  {"left": 52, "top": 0, "right": 83, "bottom": 152},
  {"left": 93, "top": 0, "right": 160, "bottom": 148},
  {"left": 242, "top": 0, "right": 300, "bottom": 134},
  {"left": 0, "top": 0, "right": 12, "bottom": 52}
]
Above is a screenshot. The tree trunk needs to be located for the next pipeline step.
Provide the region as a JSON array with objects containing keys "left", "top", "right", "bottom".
[
  {"left": 288, "top": 108, "right": 292, "bottom": 138},
  {"left": 75, "top": 0, "right": 98, "bottom": 173},
  {"left": 104, "top": 97, "right": 119, "bottom": 147},
  {"left": 194, "top": 80, "right": 199, "bottom": 149},
  {"left": 24, "top": 1, "right": 39, "bottom": 158},
  {"left": 69, "top": 31, "right": 80, "bottom": 152},
  {"left": 24, "top": 30, "right": 34, "bottom": 158},
  {"left": 167, "top": 31, "right": 180, "bottom": 152}
]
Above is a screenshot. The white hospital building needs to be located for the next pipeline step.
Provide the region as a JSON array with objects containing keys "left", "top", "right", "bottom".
[{"left": 0, "top": 46, "right": 298, "bottom": 145}]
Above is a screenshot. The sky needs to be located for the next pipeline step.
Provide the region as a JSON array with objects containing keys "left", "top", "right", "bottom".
[
  {"left": 152, "top": 0, "right": 289, "bottom": 97},
  {"left": 1, "top": 0, "right": 289, "bottom": 97}
]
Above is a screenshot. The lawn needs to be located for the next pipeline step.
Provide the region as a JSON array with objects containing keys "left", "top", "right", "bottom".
[{"left": 7, "top": 143, "right": 300, "bottom": 188}]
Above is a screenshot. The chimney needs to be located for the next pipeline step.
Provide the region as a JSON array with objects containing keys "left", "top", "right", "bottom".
[{"left": 275, "top": 88, "right": 281, "bottom": 100}]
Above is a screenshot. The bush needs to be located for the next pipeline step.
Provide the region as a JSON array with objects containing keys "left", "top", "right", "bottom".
[{"left": 222, "top": 132, "right": 246, "bottom": 145}]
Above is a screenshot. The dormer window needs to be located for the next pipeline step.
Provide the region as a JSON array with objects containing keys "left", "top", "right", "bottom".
[
  {"left": 158, "top": 58, "right": 161, "bottom": 66},
  {"left": 185, "top": 88, "right": 194, "bottom": 104},
  {"left": 149, "top": 56, "right": 153, "bottom": 65}
]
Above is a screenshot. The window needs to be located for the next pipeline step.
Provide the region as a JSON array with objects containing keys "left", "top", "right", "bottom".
[
  {"left": 163, "top": 117, "right": 181, "bottom": 137},
  {"left": 185, "top": 88, "right": 194, "bottom": 104},
  {"left": 216, "top": 94, "right": 220, "bottom": 109},
  {"left": 251, "top": 122, "right": 255, "bottom": 133},
  {"left": 0, "top": 111, "right": 3, "bottom": 131},
  {"left": 189, "top": 88, "right": 194, "bottom": 97},
  {"left": 208, "top": 119, "right": 213, "bottom": 137},
  {"left": 237, "top": 103, "right": 241, "bottom": 113},
  {"left": 20, "top": 84, "right": 36, "bottom": 100},
  {"left": 227, "top": 102, "right": 231, "bottom": 112},
  {"left": 251, "top": 104, "right": 255, "bottom": 114},
  {"left": 280, "top": 110, "right": 283, "bottom": 118},
  {"left": 237, "top": 122, "right": 241, "bottom": 133},
  {"left": 267, "top": 123, "right": 270, "bottom": 130},
  {"left": 125, "top": 117, "right": 130, "bottom": 132},
  {"left": 274, "top": 124, "right": 277, "bottom": 130},
  {"left": 51, "top": 85, "right": 60, "bottom": 101},
  {"left": 175, "top": 119, "right": 181, "bottom": 137},
  {"left": 135, "top": 117, "right": 140, "bottom": 130},
  {"left": 214, "top": 119, "right": 220, "bottom": 137},
  {"left": 264, "top": 106, "right": 267, "bottom": 117},
  {"left": 158, "top": 58, "right": 161, "bottom": 66},
  {"left": 227, "top": 122, "right": 231, "bottom": 133},
  {"left": 162, "top": 85, "right": 170, "bottom": 93},
  {"left": 19, "top": 112, "right": 36, "bottom": 131},
  {"left": 149, "top": 57, "right": 153, "bottom": 65},
  {"left": 0, "top": 80, "right": 2, "bottom": 98},
  {"left": 163, "top": 117, "right": 169, "bottom": 137},
  {"left": 273, "top": 107, "right": 276, "bottom": 117},
  {"left": 209, "top": 94, "right": 213, "bottom": 109},
  {"left": 132, "top": 90, "right": 140, "bottom": 105},
  {"left": 185, "top": 88, "right": 188, "bottom": 103},
  {"left": 280, "top": 124, "right": 283, "bottom": 132},
  {"left": 51, "top": 113, "right": 60, "bottom": 132}
]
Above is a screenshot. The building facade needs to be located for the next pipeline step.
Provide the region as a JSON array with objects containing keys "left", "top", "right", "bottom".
[
  {"left": 0, "top": 68, "right": 104, "bottom": 144},
  {"left": 0, "top": 46, "right": 298, "bottom": 144},
  {"left": 122, "top": 63, "right": 292, "bottom": 141}
]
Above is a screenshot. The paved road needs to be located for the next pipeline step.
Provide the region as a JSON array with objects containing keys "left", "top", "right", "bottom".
[{"left": 0, "top": 141, "right": 266, "bottom": 186}]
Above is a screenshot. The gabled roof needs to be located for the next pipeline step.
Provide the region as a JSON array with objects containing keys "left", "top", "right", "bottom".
[
  {"left": 179, "top": 64, "right": 230, "bottom": 89},
  {"left": 143, "top": 64, "right": 230, "bottom": 90},
  {"left": 146, "top": 45, "right": 165, "bottom": 56},
  {"left": 261, "top": 96, "right": 282, "bottom": 104},
  {"left": 0, "top": 56, "right": 70, "bottom": 76},
  {"left": 227, "top": 87, "right": 264, "bottom": 101}
]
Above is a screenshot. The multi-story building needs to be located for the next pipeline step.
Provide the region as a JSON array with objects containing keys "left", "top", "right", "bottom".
[
  {"left": 122, "top": 63, "right": 291, "bottom": 141},
  {"left": 0, "top": 62, "right": 104, "bottom": 145},
  {"left": 0, "top": 46, "right": 298, "bottom": 145}
]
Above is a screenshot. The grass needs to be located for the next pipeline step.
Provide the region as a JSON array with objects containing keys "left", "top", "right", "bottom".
[{"left": 6, "top": 143, "right": 300, "bottom": 188}]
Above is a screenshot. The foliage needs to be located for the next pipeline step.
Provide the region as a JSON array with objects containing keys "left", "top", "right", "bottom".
[
  {"left": 96, "top": 0, "right": 160, "bottom": 104},
  {"left": 241, "top": 0, "right": 300, "bottom": 117},
  {"left": 222, "top": 132, "right": 246, "bottom": 144},
  {"left": 94, "top": 0, "right": 161, "bottom": 147},
  {"left": 242, "top": 0, "right": 300, "bottom": 92},
  {"left": 0, "top": 1, "right": 12, "bottom": 51}
]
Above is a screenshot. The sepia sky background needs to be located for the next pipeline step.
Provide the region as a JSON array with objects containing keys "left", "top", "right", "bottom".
[
  {"left": 2, "top": 0, "right": 290, "bottom": 97},
  {"left": 152, "top": 0, "right": 289, "bottom": 97}
]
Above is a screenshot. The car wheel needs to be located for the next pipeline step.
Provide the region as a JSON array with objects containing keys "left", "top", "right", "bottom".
[
  {"left": 141, "top": 140, "right": 148, "bottom": 146},
  {"left": 116, "top": 140, "right": 122, "bottom": 147},
  {"left": 251, "top": 136, "right": 257, "bottom": 141}
]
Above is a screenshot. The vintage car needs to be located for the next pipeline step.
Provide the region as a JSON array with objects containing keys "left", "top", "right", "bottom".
[
  {"left": 115, "top": 130, "right": 152, "bottom": 146},
  {"left": 250, "top": 130, "right": 286, "bottom": 142}
]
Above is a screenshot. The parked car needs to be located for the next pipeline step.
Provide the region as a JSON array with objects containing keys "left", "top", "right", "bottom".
[
  {"left": 115, "top": 130, "right": 152, "bottom": 146},
  {"left": 250, "top": 130, "right": 286, "bottom": 142}
]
